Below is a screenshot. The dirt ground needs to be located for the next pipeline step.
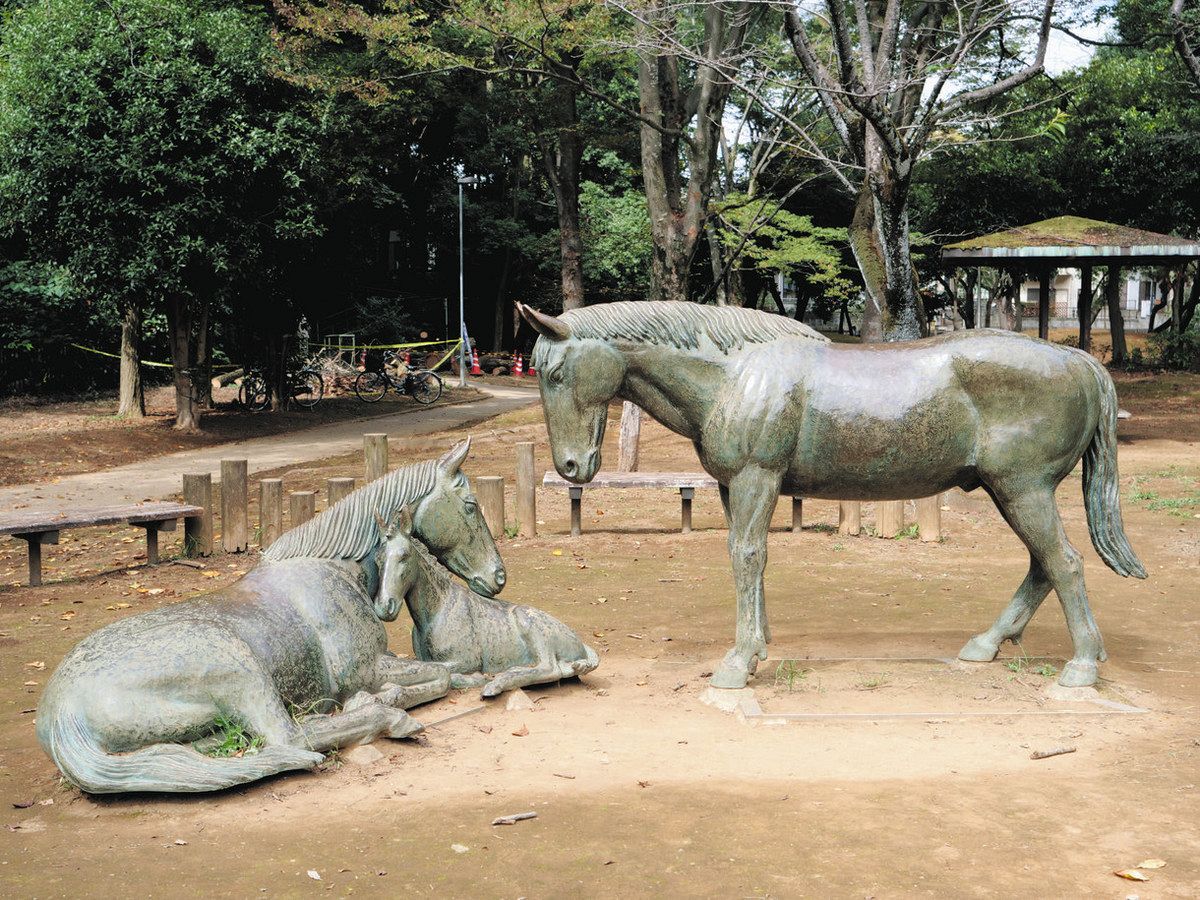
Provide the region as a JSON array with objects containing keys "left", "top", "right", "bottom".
[{"left": 1, "top": 373, "right": 1198, "bottom": 896}]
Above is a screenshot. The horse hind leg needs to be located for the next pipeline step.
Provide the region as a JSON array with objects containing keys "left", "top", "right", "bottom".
[
  {"left": 959, "top": 555, "right": 1052, "bottom": 662},
  {"left": 292, "top": 692, "right": 423, "bottom": 749},
  {"left": 372, "top": 656, "right": 451, "bottom": 709},
  {"left": 987, "top": 487, "right": 1107, "bottom": 687}
]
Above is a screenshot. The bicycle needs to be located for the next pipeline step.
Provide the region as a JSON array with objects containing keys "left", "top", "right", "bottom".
[
  {"left": 238, "top": 363, "right": 324, "bottom": 411},
  {"left": 354, "top": 351, "right": 443, "bottom": 404}
]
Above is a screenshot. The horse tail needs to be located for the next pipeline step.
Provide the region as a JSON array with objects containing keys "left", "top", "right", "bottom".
[
  {"left": 40, "top": 702, "right": 322, "bottom": 794},
  {"left": 1077, "top": 351, "right": 1147, "bottom": 579}
]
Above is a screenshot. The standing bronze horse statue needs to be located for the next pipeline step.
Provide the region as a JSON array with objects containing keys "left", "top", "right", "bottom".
[{"left": 518, "top": 301, "right": 1145, "bottom": 691}]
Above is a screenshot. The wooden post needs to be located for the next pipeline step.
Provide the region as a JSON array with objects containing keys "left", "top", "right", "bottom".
[
  {"left": 679, "top": 487, "right": 694, "bottom": 534},
  {"left": 220, "top": 459, "right": 248, "bottom": 552},
  {"left": 618, "top": 401, "right": 641, "bottom": 472},
  {"left": 364, "top": 433, "right": 388, "bottom": 483},
  {"left": 259, "top": 479, "right": 283, "bottom": 548},
  {"left": 1038, "top": 268, "right": 1051, "bottom": 340},
  {"left": 791, "top": 497, "right": 803, "bottom": 533},
  {"left": 474, "top": 476, "right": 505, "bottom": 539},
  {"left": 327, "top": 477, "right": 355, "bottom": 506},
  {"left": 289, "top": 491, "right": 316, "bottom": 529},
  {"left": 20, "top": 531, "right": 58, "bottom": 587},
  {"left": 916, "top": 494, "right": 942, "bottom": 543},
  {"left": 182, "top": 473, "right": 212, "bottom": 557},
  {"left": 1107, "top": 266, "right": 1126, "bottom": 363},
  {"left": 515, "top": 443, "right": 536, "bottom": 537},
  {"left": 568, "top": 486, "right": 583, "bottom": 537},
  {"left": 838, "top": 501, "right": 861, "bottom": 536},
  {"left": 1078, "top": 264, "right": 1093, "bottom": 352},
  {"left": 876, "top": 500, "right": 904, "bottom": 538}
]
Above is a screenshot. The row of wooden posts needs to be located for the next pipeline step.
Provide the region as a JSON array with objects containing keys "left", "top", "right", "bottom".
[{"left": 176, "top": 435, "right": 539, "bottom": 556}]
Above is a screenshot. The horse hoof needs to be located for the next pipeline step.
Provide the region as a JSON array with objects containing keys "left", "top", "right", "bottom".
[
  {"left": 1058, "top": 659, "right": 1098, "bottom": 688},
  {"left": 386, "top": 710, "right": 424, "bottom": 739},
  {"left": 480, "top": 683, "right": 500, "bottom": 699},
  {"left": 958, "top": 636, "right": 999, "bottom": 663},
  {"left": 711, "top": 665, "right": 749, "bottom": 689}
]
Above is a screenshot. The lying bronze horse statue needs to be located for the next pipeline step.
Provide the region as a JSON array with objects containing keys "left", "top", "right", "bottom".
[
  {"left": 375, "top": 506, "right": 599, "bottom": 697},
  {"left": 37, "top": 440, "right": 504, "bottom": 793},
  {"left": 519, "top": 301, "right": 1145, "bottom": 690}
]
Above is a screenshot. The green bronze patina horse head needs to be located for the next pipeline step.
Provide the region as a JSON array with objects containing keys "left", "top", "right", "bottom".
[{"left": 519, "top": 300, "right": 1145, "bottom": 692}]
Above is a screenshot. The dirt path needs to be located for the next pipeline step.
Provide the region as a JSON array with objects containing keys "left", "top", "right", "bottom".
[{"left": 0, "top": 384, "right": 538, "bottom": 514}]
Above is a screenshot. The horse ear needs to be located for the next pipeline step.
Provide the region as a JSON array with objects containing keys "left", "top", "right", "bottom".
[
  {"left": 373, "top": 510, "right": 389, "bottom": 538},
  {"left": 392, "top": 504, "right": 414, "bottom": 536},
  {"left": 438, "top": 437, "right": 471, "bottom": 475},
  {"left": 518, "top": 303, "right": 571, "bottom": 342}
]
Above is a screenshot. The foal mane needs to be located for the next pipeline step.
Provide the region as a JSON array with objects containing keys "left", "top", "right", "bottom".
[
  {"left": 262, "top": 459, "right": 439, "bottom": 563},
  {"left": 556, "top": 301, "right": 829, "bottom": 353}
]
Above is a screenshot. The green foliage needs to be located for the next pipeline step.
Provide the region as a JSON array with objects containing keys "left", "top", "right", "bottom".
[
  {"left": 579, "top": 179, "right": 651, "bottom": 301},
  {"left": 1148, "top": 327, "right": 1200, "bottom": 371},
  {"left": 0, "top": 0, "right": 323, "bottom": 392}
]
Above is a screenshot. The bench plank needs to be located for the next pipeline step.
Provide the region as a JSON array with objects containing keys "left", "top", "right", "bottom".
[
  {"left": 542, "top": 471, "right": 719, "bottom": 490},
  {"left": 0, "top": 502, "right": 202, "bottom": 537}
]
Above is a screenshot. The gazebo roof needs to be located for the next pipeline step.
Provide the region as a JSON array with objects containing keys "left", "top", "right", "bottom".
[{"left": 942, "top": 216, "right": 1200, "bottom": 266}]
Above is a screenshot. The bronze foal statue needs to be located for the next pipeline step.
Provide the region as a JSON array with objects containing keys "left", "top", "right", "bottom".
[{"left": 519, "top": 301, "right": 1145, "bottom": 691}]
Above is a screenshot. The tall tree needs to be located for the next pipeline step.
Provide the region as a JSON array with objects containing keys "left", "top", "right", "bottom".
[
  {"left": 0, "top": 0, "right": 323, "bottom": 428},
  {"left": 782, "top": 0, "right": 1057, "bottom": 340}
]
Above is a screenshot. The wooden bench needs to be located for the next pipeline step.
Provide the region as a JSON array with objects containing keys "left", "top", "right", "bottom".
[
  {"left": 543, "top": 471, "right": 806, "bottom": 536},
  {"left": 0, "top": 502, "right": 204, "bottom": 586}
]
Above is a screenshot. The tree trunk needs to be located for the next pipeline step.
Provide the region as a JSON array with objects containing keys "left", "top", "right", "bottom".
[
  {"left": 117, "top": 300, "right": 145, "bottom": 418},
  {"left": 618, "top": 401, "right": 641, "bottom": 472},
  {"left": 1106, "top": 267, "right": 1127, "bottom": 364},
  {"left": 849, "top": 150, "right": 922, "bottom": 342},
  {"left": 194, "top": 298, "right": 212, "bottom": 410},
  {"left": 166, "top": 296, "right": 201, "bottom": 432},
  {"left": 537, "top": 79, "right": 585, "bottom": 312}
]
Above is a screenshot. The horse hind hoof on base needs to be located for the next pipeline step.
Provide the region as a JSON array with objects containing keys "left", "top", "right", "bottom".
[
  {"left": 1058, "top": 659, "right": 1099, "bottom": 688},
  {"left": 385, "top": 709, "right": 424, "bottom": 739},
  {"left": 957, "top": 635, "right": 1001, "bottom": 663}
]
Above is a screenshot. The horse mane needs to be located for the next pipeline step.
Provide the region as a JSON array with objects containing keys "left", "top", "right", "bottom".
[
  {"left": 262, "top": 459, "right": 439, "bottom": 562},
  {"left": 555, "top": 301, "right": 829, "bottom": 353},
  {"left": 410, "top": 536, "right": 455, "bottom": 595}
]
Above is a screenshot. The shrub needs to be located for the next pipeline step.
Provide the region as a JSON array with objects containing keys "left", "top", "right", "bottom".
[{"left": 1149, "top": 328, "right": 1200, "bottom": 372}]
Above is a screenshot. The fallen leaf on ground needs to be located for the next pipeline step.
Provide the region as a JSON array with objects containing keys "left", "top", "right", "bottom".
[
  {"left": 173, "top": 839, "right": 188, "bottom": 846},
  {"left": 59, "top": 611, "right": 74, "bottom": 620},
  {"left": 23, "top": 661, "right": 45, "bottom": 670},
  {"left": 146, "top": 588, "right": 164, "bottom": 596},
  {"left": 23, "top": 681, "right": 37, "bottom": 687},
  {"left": 12, "top": 800, "right": 33, "bottom": 809},
  {"left": 105, "top": 603, "right": 132, "bottom": 610},
  {"left": 476, "top": 725, "right": 492, "bottom": 734},
  {"left": 511, "top": 724, "right": 529, "bottom": 737},
  {"left": 551, "top": 549, "right": 563, "bottom": 556},
  {"left": 307, "top": 869, "right": 322, "bottom": 880},
  {"left": 201, "top": 571, "right": 221, "bottom": 578},
  {"left": 627, "top": 633, "right": 644, "bottom": 640},
  {"left": 638, "top": 780, "right": 651, "bottom": 788},
  {"left": 1114, "top": 869, "right": 1150, "bottom": 882},
  {"left": 450, "top": 844, "right": 469, "bottom": 853},
  {"left": 1136, "top": 859, "right": 1166, "bottom": 869}
]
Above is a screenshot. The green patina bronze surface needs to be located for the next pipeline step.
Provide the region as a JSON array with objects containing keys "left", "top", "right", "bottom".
[
  {"left": 37, "top": 440, "right": 505, "bottom": 794},
  {"left": 519, "top": 301, "right": 1146, "bottom": 691},
  {"left": 377, "top": 506, "right": 599, "bottom": 698}
]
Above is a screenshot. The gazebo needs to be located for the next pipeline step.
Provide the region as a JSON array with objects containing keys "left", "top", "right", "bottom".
[{"left": 942, "top": 216, "right": 1200, "bottom": 350}]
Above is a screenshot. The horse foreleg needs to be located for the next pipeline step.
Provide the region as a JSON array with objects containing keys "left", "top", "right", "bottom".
[
  {"left": 372, "top": 656, "right": 451, "bottom": 709},
  {"left": 712, "top": 466, "right": 782, "bottom": 690},
  {"left": 959, "top": 555, "right": 1053, "bottom": 662},
  {"left": 294, "top": 691, "right": 422, "bottom": 751}
]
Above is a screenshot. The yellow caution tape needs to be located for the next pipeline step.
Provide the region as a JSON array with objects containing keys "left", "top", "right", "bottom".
[
  {"left": 316, "top": 338, "right": 461, "bottom": 351},
  {"left": 71, "top": 344, "right": 238, "bottom": 370}
]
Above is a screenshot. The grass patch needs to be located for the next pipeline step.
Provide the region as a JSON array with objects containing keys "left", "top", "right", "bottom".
[
  {"left": 855, "top": 673, "right": 890, "bottom": 691},
  {"left": 894, "top": 524, "right": 919, "bottom": 540},
  {"left": 197, "top": 713, "right": 263, "bottom": 758},
  {"left": 773, "top": 659, "right": 812, "bottom": 692}
]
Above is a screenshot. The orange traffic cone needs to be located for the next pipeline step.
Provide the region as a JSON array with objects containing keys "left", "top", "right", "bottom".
[
  {"left": 402, "top": 350, "right": 411, "bottom": 366},
  {"left": 469, "top": 347, "right": 483, "bottom": 376},
  {"left": 513, "top": 353, "right": 523, "bottom": 377}
]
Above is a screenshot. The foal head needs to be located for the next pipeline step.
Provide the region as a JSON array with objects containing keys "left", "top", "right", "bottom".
[
  {"left": 518, "top": 304, "right": 624, "bottom": 484},
  {"left": 373, "top": 506, "right": 422, "bottom": 622}
]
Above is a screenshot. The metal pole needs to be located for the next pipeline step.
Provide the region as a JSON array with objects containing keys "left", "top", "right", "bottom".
[{"left": 458, "top": 182, "right": 467, "bottom": 388}]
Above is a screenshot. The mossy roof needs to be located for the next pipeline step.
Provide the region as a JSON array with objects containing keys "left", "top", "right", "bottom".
[{"left": 943, "top": 216, "right": 1200, "bottom": 263}]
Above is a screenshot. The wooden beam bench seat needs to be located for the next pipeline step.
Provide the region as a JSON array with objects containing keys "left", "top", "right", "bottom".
[
  {"left": 543, "top": 471, "right": 806, "bottom": 536},
  {"left": 0, "top": 502, "right": 204, "bottom": 586}
]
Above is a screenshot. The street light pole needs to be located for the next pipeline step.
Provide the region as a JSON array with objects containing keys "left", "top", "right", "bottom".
[{"left": 457, "top": 174, "right": 483, "bottom": 388}]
